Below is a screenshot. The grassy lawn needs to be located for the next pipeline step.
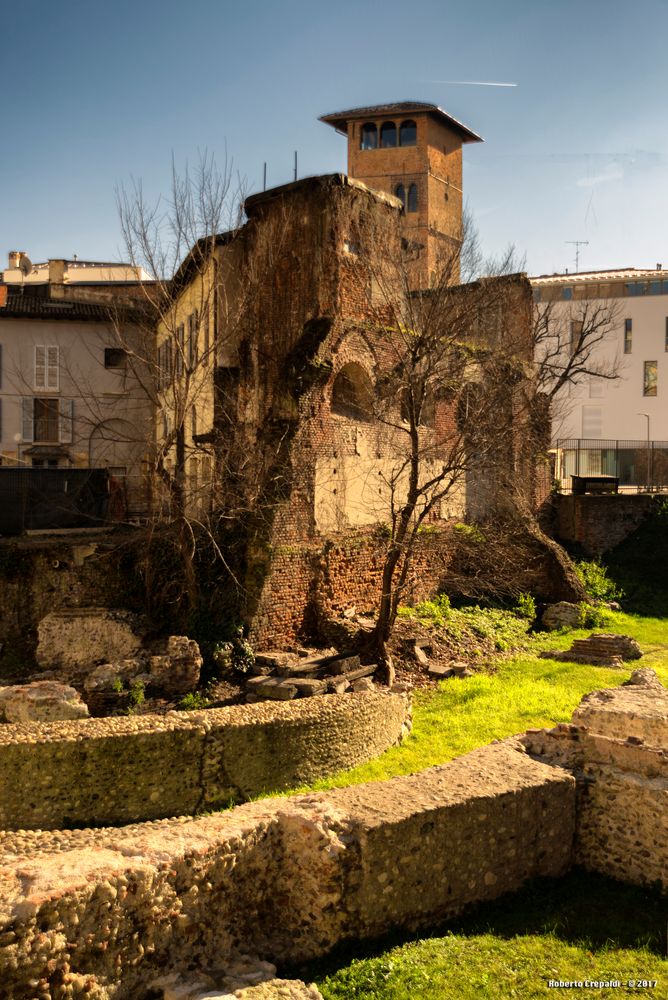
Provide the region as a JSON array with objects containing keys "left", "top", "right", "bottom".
[
  {"left": 296, "top": 610, "right": 668, "bottom": 999},
  {"left": 307, "top": 870, "right": 667, "bottom": 999},
  {"left": 304, "top": 611, "right": 668, "bottom": 792}
]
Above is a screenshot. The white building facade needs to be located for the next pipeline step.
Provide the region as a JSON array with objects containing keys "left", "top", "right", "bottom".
[{"left": 531, "top": 267, "right": 668, "bottom": 490}]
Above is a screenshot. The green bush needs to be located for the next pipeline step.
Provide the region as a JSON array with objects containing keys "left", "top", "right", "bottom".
[
  {"left": 178, "top": 691, "right": 211, "bottom": 711},
  {"left": 574, "top": 560, "right": 622, "bottom": 602},
  {"left": 578, "top": 602, "right": 612, "bottom": 629},
  {"left": 514, "top": 592, "right": 537, "bottom": 621}
]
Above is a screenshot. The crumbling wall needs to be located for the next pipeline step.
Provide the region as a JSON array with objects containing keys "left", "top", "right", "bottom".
[
  {"left": 0, "top": 692, "right": 409, "bottom": 830},
  {"left": 524, "top": 675, "right": 668, "bottom": 892},
  {"left": 0, "top": 741, "right": 575, "bottom": 1000}
]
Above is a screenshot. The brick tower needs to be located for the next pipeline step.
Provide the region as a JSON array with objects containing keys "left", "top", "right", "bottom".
[{"left": 320, "top": 101, "right": 482, "bottom": 286}]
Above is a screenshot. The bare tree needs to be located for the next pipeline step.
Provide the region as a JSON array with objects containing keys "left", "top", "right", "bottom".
[
  {"left": 532, "top": 295, "right": 621, "bottom": 433},
  {"left": 333, "top": 206, "right": 538, "bottom": 667},
  {"left": 109, "top": 152, "right": 246, "bottom": 614}
]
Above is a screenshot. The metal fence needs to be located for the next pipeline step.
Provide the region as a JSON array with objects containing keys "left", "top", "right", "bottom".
[{"left": 555, "top": 439, "right": 668, "bottom": 492}]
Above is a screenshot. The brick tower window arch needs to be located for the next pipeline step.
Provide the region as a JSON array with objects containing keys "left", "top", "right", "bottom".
[
  {"left": 395, "top": 184, "right": 406, "bottom": 210},
  {"left": 407, "top": 183, "right": 418, "bottom": 212},
  {"left": 380, "top": 121, "right": 397, "bottom": 148},
  {"left": 331, "top": 362, "right": 374, "bottom": 420},
  {"left": 399, "top": 120, "right": 417, "bottom": 146},
  {"left": 360, "top": 123, "right": 378, "bottom": 150}
]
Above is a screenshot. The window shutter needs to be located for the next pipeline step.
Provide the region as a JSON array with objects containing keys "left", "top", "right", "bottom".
[
  {"left": 0, "top": 398, "right": 2, "bottom": 440},
  {"left": 22, "top": 398, "right": 34, "bottom": 442},
  {"left": 35, "top": 346, "right": 46, "bottom": 389},
  {"left": 0, "top": 343, "right": 3, "bottom": 390},
  {"left": 47, "top": 346, "right": 59, "bottom": 390},
  {"left": 59, "top": 398, "right": 73, "bottom": 443}
]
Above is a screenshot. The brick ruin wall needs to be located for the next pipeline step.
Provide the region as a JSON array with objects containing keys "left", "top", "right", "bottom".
[
  {"left": 555, "top": 494, "right": 654, "bottom": 556},
  {"left": 0, "top": 741, "right": 575, "bottom": 1000},
  {"left": 0, "top": 692, "right": 409, "bottom": 830}
]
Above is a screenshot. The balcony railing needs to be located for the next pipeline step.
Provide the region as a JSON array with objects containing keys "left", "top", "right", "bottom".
[{"left": 555, "top": 439, "right": 668, "bottom": 492}]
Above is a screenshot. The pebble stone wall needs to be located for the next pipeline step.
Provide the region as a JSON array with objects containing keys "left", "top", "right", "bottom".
[
  {"left": 0, "top": 692, "right": 410, "bottom": 830},
  {"left": 523, "top": 677, "right": 668, "bottom": 891},
  {"left": 0, "top": 740, "right": 575, "bottom": 1000}
]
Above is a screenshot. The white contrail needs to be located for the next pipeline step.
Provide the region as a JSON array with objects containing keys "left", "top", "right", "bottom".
[{"left": 426, "top": 79, "right": 518, "bottom": 87}]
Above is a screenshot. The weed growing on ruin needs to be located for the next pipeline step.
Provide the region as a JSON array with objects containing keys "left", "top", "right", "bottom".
[
  {"left": 128, "top": 680, "right": 145, "bottom": 709},
  {"left": 578, "top": 602, "right": 612, "bottom": 629},
  {"left": 178, "top": 691, "right": 211, "bottom": 711},
  {"left": 514, "top": 592, "right": 537, "bottom": 621},
  {"left": 397, "top": 598, "right": 532, "bottom": 652},
  {"left": 574, "top": 559, "right": 622, "bottom": 602}
]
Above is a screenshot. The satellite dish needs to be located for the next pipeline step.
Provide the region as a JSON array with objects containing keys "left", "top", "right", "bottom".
[{"left": 18, "top": 255, "right": 33, "bottom": 276}]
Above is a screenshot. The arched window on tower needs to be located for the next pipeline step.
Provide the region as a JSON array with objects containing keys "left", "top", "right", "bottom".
[
  {"left": 360, "top": 123, "right": 378, "bottom": 150},
  {"left": 407, "top": 183, "right": 418, "bottom": 213},
  {"left": 331, "top": 363, "right": 374, "bottom": 420},
  {"left": 380, "top": 121, "right": 397, "bottom": 148},
  {"left": 399, "top": 120, "right": 417, "bottom": 146},
  {"left": 394, "top": 184, "right": 406, "bottom": 210}
]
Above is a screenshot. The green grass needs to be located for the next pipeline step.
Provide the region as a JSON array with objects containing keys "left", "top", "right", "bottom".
[
  {"left": 302, "top": 610, "right": 668, "bottom": 792},
  {"left": 294, "top": 611, "right": 668, "bottom": 998},
  {"left": 307, "top": 870, "right": 667, "bottom": 1000}
]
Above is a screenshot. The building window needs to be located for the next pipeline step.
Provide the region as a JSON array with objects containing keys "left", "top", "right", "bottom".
[
  {"left": 570, "top": 320, "right": 583, "bottom": 351},
  {"left": 562, "top": 287, "right": 573, "bottom": 301},
  {"left": 203, "top": 309, "right": 210, "bottom": 361},
  {"left": 624, "top": 318, "right": 632, "bottom": 354},
  {"left": 191, "top": 405, "right": 197, "bottom": 437},
  {"left": 407, "top": 183, "right": 418, "bottom": 213},
  {"left": 665, "top": 317, "right": 668, "bottom": 352},
  {"left": 360, "top": 123, "right": 378, "bottom": 150},
  {"left": 643, "top": 361, "right": 657, "bottom": 397},
  {"left": 394, "top": 184, "right": 406, "bottom": 210},
  {"left": 399, "top": 120, "right": 417, "bottom": 146},
  {"left": 380, "top": 121, "right": 397, "bottom": 148},
  {"left": 188, "top": 310, "right": 199, "bottom": 368},
  {"left": 331, "top": 362, "right": 373, "bottom": 420},
  {"left": 176, "top": 324, "right": 185, "bottom": 375},
  {"left": 22, "top": 396, "right": 74, "bottom": 444},
  {"left": 104, "top": 348, "right": 127, "bottom": 369},
  {"left": 34, "top": 345, "right": 59, "bottom": 390}
]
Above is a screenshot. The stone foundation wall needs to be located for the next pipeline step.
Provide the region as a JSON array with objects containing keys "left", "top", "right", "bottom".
[
  {"left": 524, "top": 679, "right": 668, "bottom": 892},
  {"left": 555, "top": 493, "right": 653, "bottom": 556},
  {"left": 0, "top": 692, "right": 409, "bottom": 830},
  {"left": 0, "top": 741, "right": 575, "bottom": 1000}
]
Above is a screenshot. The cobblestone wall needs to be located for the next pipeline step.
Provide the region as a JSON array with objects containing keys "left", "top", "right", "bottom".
[
  {"left": 0, "top": 692, "right": 409, "bottom": 830},
  {"left": 0, "top": 741, "right": 575, "bottom": 1000}
]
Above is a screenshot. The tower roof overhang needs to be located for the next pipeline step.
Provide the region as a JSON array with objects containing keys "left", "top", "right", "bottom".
[{"left": 319, "top": 101, "right": 483, "bottom": 143}]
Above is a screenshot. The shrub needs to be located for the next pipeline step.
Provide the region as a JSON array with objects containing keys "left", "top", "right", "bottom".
[
  {"left": 578, "top": 602, "right": 612, "bottom": 629},
  {"left": 128, "top": 680, "right": 145, "bottom": 708},
  {"left": 514, "top": 592, "right": 537, "bottom": 621},
  {"left": 178, "top": 691, "right": 211, "bottom": 711},
  {"left": 574, "top": 559, "right": 622, "bottom": 602}
]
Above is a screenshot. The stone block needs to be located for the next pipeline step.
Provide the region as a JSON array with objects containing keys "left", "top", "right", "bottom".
[
  {"left": 36, "top": 607, "right": 144, "bottom": 673},
  {"left": 328, "top": 655, "right": 362, "bottom": 676},
  {"left": 0, "top": 681, "right": 89, "bottom": 723},
  {"left": 254, "top": 679, "right": 298, "bottom": 700},
  {"left": 291, "top": 678, "right": 327, "bottom": 697},
  {"left": 427, "top": 663, "right": 455, "bottom": 679},
  {"left": 542, "top": 602, "right": 582, "bottom": 630},
  {"left": 255, "top": 652, "right": 300, "bottom": 673},
  {"left": 351, "top": 678, "right": 375, "bottom": 693}
]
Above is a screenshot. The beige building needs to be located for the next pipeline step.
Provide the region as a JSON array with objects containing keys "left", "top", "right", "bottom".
[{"left": 0, "top": 256, "right": 153, "bottom": 516}]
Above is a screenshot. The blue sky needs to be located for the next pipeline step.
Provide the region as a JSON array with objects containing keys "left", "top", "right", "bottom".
[{"left": 3, "top": 0, "right": 667, "bottom": 276}]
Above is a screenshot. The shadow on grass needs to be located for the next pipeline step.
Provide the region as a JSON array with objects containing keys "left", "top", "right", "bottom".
[{"left": 290, "top": 868, "right": 667, "bottom": 981}]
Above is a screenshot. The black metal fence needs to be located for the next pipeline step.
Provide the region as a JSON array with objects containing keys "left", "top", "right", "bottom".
[
  {"left": 556, "top": 439, "right": 668, "bottom": 492},
  {"left": 0, "top": 468, "right": 112, "bottom": 534}
]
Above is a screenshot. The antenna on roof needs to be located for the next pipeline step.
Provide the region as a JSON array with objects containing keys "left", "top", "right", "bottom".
[
  {"left": 294, "top": 151, "right": 298, "bottom": 182},
  {"left": 566, "top": 240, "right": 589, "bottom": 273}
]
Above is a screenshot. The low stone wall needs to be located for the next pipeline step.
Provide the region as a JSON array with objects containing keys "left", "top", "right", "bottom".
[
  {"left": 524, "top": 676, "right": 668, "bottom": 892},
  {"left": 0, "top": 740, "right": 575, "bottom": 1000},
  {"left": 0, "top": 692, "right": 409, "bottom": 830}
]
